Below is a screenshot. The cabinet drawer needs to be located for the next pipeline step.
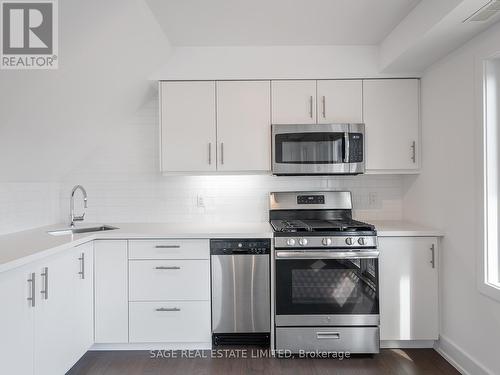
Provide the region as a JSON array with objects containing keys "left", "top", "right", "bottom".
[
  {"left": 129, "top": 301, "right": 211, "bottom": 343},
  {"left": 129, "top": 260, "right": 210, "bottom": 301},
  {"left": 128, "top": 239, "right": 209, "bottom": 260}
]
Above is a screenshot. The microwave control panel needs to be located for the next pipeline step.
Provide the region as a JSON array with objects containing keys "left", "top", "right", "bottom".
[{"left": 349, "top": 133, "right": 364, "bottom": 163}]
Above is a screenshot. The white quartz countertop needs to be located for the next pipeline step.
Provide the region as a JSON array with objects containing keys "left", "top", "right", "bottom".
[
  {"left": 0, "top": 220, "right": 443, "bottom": 273},
  {"left": 369, "top": 220, "right": 444, "bottom": 237},
  {"left": 0, "top": 222, "right": 274, "bottom": 273}
]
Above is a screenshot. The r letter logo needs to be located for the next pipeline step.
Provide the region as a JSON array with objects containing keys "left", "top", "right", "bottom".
[{"left": 1, "top": 0, "right": 58, "bottom": 69}]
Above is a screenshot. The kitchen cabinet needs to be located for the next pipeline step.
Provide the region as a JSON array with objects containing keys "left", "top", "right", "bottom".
[
  {"left": 0, "top": 243, "right": 93, "bottom": 375},
  {"left": 34, "top": 243, "right": 94, "bottom": 375},
  {"left": 0, "top": 262, "right": 35, "bottom": 375},
  {"left": 216, "top": 81, "right": 271, "bottom": 172},
  {"left": 160, "top": 81, "right": 217, "bottom": 173},
  {"left": 378, "top": 237, "right": 439, "bottom": 341},
  {"left": 127, "top": 239, "right": 211, "bottom": 345},
  {"left": 363, "top": 79, "right": 420, "bottom": 172},
  {"left": 271, "top": 80, "right": 317, "bottom": 124},
  {"left": 94, "top": 240, "right": 128, "bottom": 343},
  {"left": 317, "top": 80, "right": 363, "bottom": 123}
]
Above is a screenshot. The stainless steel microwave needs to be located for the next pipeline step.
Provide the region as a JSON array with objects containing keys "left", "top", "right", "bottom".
[{"left": 271, "top": 123, "right": 365, "bottom": 175}]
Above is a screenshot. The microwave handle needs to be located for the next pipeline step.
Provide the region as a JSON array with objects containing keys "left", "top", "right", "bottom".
[{"left": 344, "top": 132, "right": 350, "bottom": 163}]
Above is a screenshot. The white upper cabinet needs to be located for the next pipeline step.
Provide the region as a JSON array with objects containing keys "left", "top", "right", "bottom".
[
  {"left": 271, "top": 80, "right": 317, "bottom": 124},
  {"left": 216, "top": 81, "right": 271, "bottom": 172},
  {"left": 317, "top": 80, "right": 363, "bottom": 124},
  {"left": 363, "top": 79, "right": 420, "bottom": 172},
  {"left": 379, "top": 237, "right": 439, "bottom": 341},
  {"left": 160, "top": 81, "right": 217, "bottom": 173}
]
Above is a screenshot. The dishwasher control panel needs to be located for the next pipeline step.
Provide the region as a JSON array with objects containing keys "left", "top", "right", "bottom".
[{"left": 210, "top": 239, "right": 271, "bottom": 255}]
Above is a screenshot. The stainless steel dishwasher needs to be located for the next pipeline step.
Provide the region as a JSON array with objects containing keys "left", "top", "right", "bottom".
[{"left": 210, "top": 239, "right": 271, "bottom": 346}]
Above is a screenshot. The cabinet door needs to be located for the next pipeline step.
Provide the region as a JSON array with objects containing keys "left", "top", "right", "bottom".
[
  {"left": 379, "top": 237, "right": 438, "bottom": 341},
  {"left": 70, "top": 242, "right": 94, "bottom": 361},
  {"left": 317, "top": 80, "right": 363, "bottom": 123},
  {"left": 0, "top": 264, "right": 35, "bottom": 375},
  {"left": 94, "top": 240, "right": 128, "bottom": 343},
  {"left": 34, "top": 249, "right": 83, "bottom": 375},
  {"left": 216, "top": 81, "right": 271, "bottom": 172},
  {"left": 271, "top": 80, "right": 317, "bottom": 124},
  {"left": 363, "top": 79, "right": 420, "bottom": 172},
  {"left": 160, "top": 81, "right": 216, "bottom": 172}
]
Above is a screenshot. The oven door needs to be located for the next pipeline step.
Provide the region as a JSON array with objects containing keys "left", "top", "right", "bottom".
[
  {"left": 272, "top": 123, "right": 364, "bottom": 175},
  {"left": 275, "top": 250, "right": 379, "bottom": 326}
]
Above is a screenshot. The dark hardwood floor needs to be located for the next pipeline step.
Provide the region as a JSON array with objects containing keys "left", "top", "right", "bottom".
[{"left": 68, "top": 348, "right": 460, "bottom": 375}]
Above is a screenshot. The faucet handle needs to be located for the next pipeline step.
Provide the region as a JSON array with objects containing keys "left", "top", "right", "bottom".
[{"left": 73, "top": 213, "right": 85, "bottom": 221}]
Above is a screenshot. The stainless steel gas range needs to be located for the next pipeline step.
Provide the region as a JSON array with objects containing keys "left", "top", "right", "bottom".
[{"left": 270, "top": 191, "right": 380, "bottom": 354}]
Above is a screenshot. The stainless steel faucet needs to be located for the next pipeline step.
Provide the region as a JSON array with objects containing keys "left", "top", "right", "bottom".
[{"left": 70, "top": 185, "right": 88, "bottom": 227}]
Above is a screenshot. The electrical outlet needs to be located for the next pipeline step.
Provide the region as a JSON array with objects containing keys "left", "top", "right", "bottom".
[
  {"left": 196, "top": 194, "right": 205, "bottom": 208},
  {"left": 368, "top": 192, "right": 378, "bottom": 207}
]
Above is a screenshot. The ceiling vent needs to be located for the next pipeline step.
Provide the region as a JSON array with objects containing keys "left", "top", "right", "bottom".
[{"left": 464, "top": 0, "right": 500, "bottom": 22}]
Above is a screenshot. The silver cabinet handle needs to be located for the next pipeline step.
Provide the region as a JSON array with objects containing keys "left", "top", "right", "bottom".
[
  {"left": 208, "top": 142, "right": 212, "bottom": 165},
  {"left": 220, "top": 142, "right": 224, "bottom": 165},
  {"left": 27, "top": 272, "right": 35, "bottom": 307},
  {"left": 411, "top": 141, "right": 416, "bottom": 163},
  {"left": 430, "top": 243, "right": 436, "bottom": 268},
  {"left": 78, "top": 252, "right": 85, "bottom": 279},
  {"left": 322, "top": 96, "right": 326, "bottom": 118},
  {"left": 155, "top": 245, "right": 180, "bottom": 249},
  {"left": 155, "top": 266, "right": 181, "bottom": 270},
  {"left": 309, "top": 96, "right": 313, "bottom": 118},
  {"left": 317, "top": 332, "right": 340, "bottom": 340},
  {"left": 40, "top": 267, "right": 49, "bottom": 300},
  {"left": 155, "top": 307, "right": 181, "bottom": 312}
]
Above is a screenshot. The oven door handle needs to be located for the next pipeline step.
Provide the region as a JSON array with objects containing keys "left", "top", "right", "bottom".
[{"left": 275, "top": 250, "right": 379, "bottom": 259}]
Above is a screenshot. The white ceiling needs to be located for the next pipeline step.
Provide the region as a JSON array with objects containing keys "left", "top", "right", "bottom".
[{"left": 145, "top": 0, "right": 422, "bottom": 46}]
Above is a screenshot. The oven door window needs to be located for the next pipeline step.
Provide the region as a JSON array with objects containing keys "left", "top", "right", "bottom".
[
  {"left": 275, "top": 258, "right": 379, "bottom": 315},
  {"left": 275, "top": 133, "right": 345, "bottom": 164}
]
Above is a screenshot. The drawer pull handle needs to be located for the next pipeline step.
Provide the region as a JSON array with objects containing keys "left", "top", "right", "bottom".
[
  {"left": 317, "top": 332, "right": 340, "bottom": 340},
  {"left": 155, "top": 307, "right": 181, "bottom": 312},
  {"left": 155, "top": 266, "right": 181, "bottom": 270},
  {"left": 155, "top": 245, "right": 181, "bottom": 249}
]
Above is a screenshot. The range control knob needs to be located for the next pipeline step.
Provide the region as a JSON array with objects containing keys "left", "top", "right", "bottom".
[
  {"left": 298, "top": 238, "right": 308, "bottom": 246},
  {"left": 358, "top": 237, "right": 366, "bottom": 246},
  {"left": 345, "top": 237, "right": 354, "bottom": 246},
  {"left": 286, "top": 238, "right": 296, "bottom": 246},
  {"left": 322, "top": 238, "right": 332, "bottom": 246}
]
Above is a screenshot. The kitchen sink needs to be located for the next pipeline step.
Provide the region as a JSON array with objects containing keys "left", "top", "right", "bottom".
[{"left": 47, "top": 225, "right": 118, "bottom": 236}]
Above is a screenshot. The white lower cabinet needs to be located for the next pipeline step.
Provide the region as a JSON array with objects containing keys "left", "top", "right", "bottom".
[
  {"left": 129, "top": 259, "right": 210, "bottom": 301},
  {"left": 379, "top": 237, "right": 439, "bottom": 341},
  {"left": 129, "top": 301, "right": 211, "bottom": 343},
  {"left": 127, "top": 239, "right": 211, "bottom": 344},
  {"left": 94, "top": 240, "right": 129, "bottom": 343},
  {"left": 0, "top": 262, "right": 35, "bottom": 375},
  {"left": 0, "top": 243, "right": 94, "bottom": 375},
  {"left": 34, "top": 243, "right": 94, "bottom": 375}
]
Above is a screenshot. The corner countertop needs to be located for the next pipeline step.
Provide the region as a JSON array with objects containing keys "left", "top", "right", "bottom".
[
  {"left": 0, "top": 222, "right": 274, "bottom": 273},
  {"left": 0, "top": 220, "right": 443, "bottom": 273},
  {"left": 369, "top": 220, "right": 444, "bottom": 237}
]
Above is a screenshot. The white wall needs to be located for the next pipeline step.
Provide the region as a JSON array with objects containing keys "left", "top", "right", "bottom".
[
  {"left": 403, "top": 21, "right": 500, "bottom": 375},
  {"left": 0, "top": 0, "right": 171, "bottom": 233},
  {"left": 152, "top": 45, "right": 420, "bottom": 80}
]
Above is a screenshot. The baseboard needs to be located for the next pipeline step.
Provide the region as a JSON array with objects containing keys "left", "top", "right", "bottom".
[
  {"left": 381, "top": 340, "right": 435, "bottom": 348},
  {"left": 436, "top": 335, "right": 492, "bottom": 375},
  {"left": 90, "top": 342, "right": 212, "bottom": 351}
]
